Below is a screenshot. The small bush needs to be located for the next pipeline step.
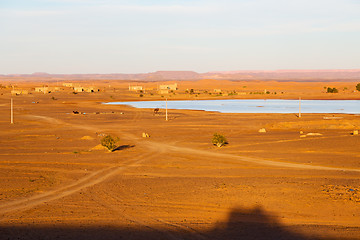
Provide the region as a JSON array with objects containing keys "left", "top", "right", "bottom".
[
  {"left": 212, "top": 133, "right": 228, "bottom": 147},
  {"left": 327, "top": 87, "right": 338, "bottom": 93},
  {"left": 356, "top": 83, "right": 360, "bottom": 92},
  {"left": 101, "top": 135, "right": 119, "bottom": 152}
]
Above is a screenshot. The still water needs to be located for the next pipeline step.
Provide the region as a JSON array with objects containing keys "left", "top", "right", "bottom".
[{"left": 105, "top": 99, "right": 360, "bottom": 114}]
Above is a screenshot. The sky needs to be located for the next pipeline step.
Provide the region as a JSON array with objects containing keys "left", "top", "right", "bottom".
[{"left": 1, "top": 0, "right": 360, "bottom": 74}]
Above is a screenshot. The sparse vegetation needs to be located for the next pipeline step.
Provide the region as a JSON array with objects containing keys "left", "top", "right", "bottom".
[
  {"left": 356, "top": 83, "right": 360, "bottom": 92},
  {"left": 101, "top": 135, "right": 119, "bottom": 152},
  {"left": 212, "top": 133, "right": 228, "bottom": 147}
]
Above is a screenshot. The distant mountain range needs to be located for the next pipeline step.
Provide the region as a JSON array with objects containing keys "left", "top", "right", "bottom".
[{"left": 1, "top": 69, "right": 360, "bottom": 81}]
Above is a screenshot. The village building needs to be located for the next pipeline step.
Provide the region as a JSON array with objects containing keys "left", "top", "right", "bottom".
[
  {"left": 158, "top": 89, "right": 169, "bottom": 94},
  {"left": 159, "top": 83, "right": 177, "bottom": 91},
  {"left": 63, "top": 83, "right": 73, "bottom": 87},
  {"left": 35, "top": 87, "right": 51, "bottom": 94},
  {"left": 11, "top": 90, "right": 28, "bottom": 95},
  {"left": 129, "top": 85, "right": 143, "bottom": 91},
  {"left": 73, "top": 87, "right": 84, "bottom": 92},
  {"left": 84, "top": 87, "right": 100, "bottom": 93}
]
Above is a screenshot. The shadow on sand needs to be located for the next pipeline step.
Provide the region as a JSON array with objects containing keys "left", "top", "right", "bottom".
[
  {"left": 114, "top": 144, "right": 135, "bottom": 151},
  {"left": 0, "top": 206, "right": 356, "bottom": 240}
]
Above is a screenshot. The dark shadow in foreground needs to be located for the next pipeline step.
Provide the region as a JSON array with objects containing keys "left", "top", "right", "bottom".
[{"left": 0, "top": 206, "right": 358, "bottom": 240}]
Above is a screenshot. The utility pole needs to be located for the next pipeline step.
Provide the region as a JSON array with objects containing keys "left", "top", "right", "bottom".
[
  {"left": 299, "top": 97, "right": 301, "bottom": 118},
  {"left": 165, "top": 98, "right": 168, "bottom": 121},
  {"left": 10, "top": 98, "right": 13, "bottom": 124}
]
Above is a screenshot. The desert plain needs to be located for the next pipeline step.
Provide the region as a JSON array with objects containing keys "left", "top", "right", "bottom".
[{"left": 0, "top": 78, "right": 360, "bottom": 239}]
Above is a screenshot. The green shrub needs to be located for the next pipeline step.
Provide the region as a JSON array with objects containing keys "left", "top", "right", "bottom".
[
  {"left": 327, "top": 87, "right": 338, "bottom": 93},
  {"left": 212, "top": 133, "right": 228, "bottom": 147},
  {"left": 356, "top": 83, "right": 360, "bottom": 92},
  {"left": 101, "top": 135, "right": 119, "bottom": 152}
]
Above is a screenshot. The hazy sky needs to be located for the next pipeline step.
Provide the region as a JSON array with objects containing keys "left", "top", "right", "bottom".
[{"left": 1, "top": 0, "right": 360, "bottom": 74}]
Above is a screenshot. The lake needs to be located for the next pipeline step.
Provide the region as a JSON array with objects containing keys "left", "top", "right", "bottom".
[{"left": 104, "top": 99, "right": 360, "bottom": 114}]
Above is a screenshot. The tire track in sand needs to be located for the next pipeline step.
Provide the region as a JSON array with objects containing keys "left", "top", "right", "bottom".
[
  {"left": 0, "top": 152, "right": 153, "bottom": 216},
  {"left": 91, "top": 188, "right": 208, "bottom": 240},
  {"left": 143, "top": 141, "right": 360, "bottom": 173},
  {"left": 24, "top": 114, "right": 360, "bottom": 173}
]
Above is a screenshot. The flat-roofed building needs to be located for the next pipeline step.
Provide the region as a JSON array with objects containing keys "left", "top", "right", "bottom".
[
  {"left": 63, "top": 83, "right": 73, "bottom": 87},
  {"left": 129, "top": 85, "right": 143, "bottom": 91},
  {"left": 84, "top": 87, "right": 99, "bottom": 93},
  {"left": 11, "top": 90, "right": 28, "bottom": 95},
  {"left": 73, "top": 87, "right": 84, "bottom": 92},
  {"left": 158, "top": 89, "right": 169, "bottom": 94},
  {"left": 35, "top": 87, "right": 50, "bottom": 93},
  {"left": 159, "top": 83, "right": 177, "bottom": 91}
]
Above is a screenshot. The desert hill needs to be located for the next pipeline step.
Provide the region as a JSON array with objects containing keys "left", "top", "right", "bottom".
[{"left": 1, "top": 69, "right": 360, "bottom": 82}]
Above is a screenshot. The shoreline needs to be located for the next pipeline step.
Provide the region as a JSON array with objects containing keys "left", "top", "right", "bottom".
[{"left": 103, "top": 99, "right": 360, "bottom": 115}]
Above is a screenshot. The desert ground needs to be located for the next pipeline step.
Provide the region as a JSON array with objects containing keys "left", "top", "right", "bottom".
[{"left": 0, "top": 79, "right": 360, "bottom": 239}]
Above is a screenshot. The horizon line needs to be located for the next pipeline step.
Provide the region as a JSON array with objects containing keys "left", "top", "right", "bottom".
[{"left": 2, "top": 68, "right": 360, "bottom": 75}]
